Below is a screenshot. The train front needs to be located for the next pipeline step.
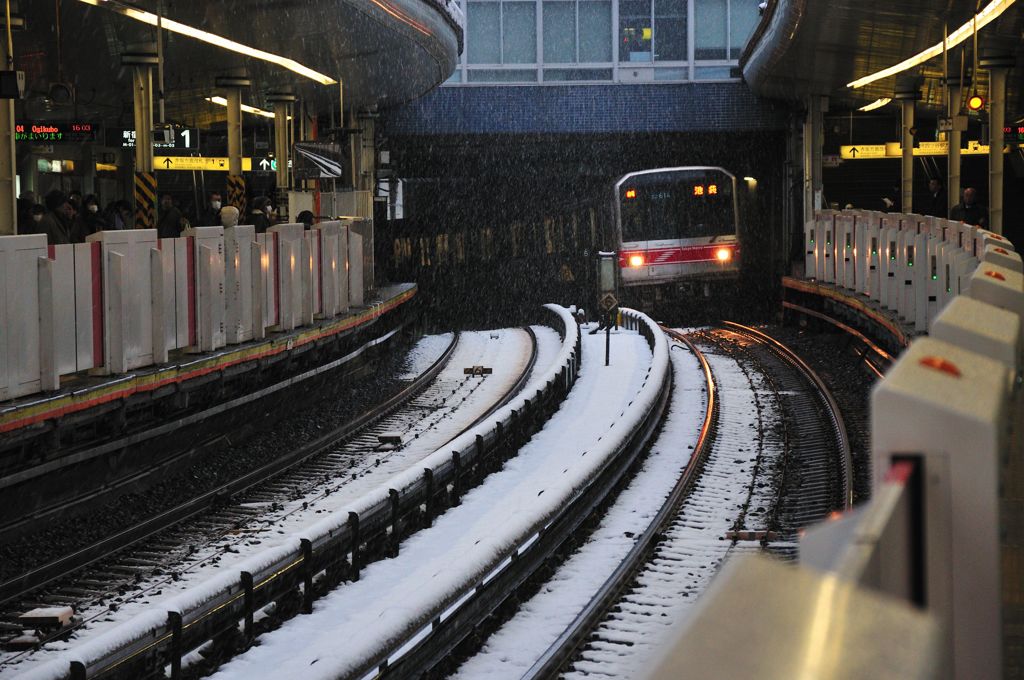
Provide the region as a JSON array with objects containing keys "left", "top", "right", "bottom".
[{"left": 615, "top": 167, "right": 741, "bottom": 298}]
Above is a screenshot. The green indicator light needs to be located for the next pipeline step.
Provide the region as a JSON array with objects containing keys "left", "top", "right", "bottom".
[
  {"left": 908, "top": 262, "right": 914, "bottom": 266},
  {"left": 826, "top": 240, "right": 832, "bottom": 245},
  {"left": 871, "top": 250, "right": 878, "bottom": 255},
  {"left": 890, "top": 255, "right": 896, "bottom": 260},
  {"left": 931, "top": 275, "right": 938, "bottom": 280},
  {"left": 846, "top": 244, "right": 852, "bottom": 250},
  {"left": 947, "top": 287, "right": 952, "bottom": 292}
]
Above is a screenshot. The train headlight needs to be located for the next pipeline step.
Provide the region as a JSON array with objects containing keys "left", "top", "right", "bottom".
[
  {"left": 715, "top": 247, "right": 732, "bottom": 262},
  {"left": 628, "top": 253, "right": 645, "bottom": 268}
]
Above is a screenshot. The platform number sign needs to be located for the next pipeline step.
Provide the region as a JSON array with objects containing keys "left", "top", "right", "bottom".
[{"left": 116, "top": 128, "right": 198, "bottom": 149}]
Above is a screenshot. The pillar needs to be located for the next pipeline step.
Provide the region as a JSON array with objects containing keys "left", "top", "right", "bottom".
[
  {"left": 216, "top": 75, "right": 250, "bottom": 217},
  {"left": 981, "top": 50, "right": 1016, "bottom": 235},
  {"left": 946, "top": 76, "right": 966, "bottom": 218},
  {"left": 894, "top": 78, "right": 921, "bottom": 215},
  {"left": 802, "top": 95, "right": 826, "bottom": 225},
  {"left": 0, "top": 10, "right": 23, "bottom": 235},
  {"left": 267, "top": 90, "right": 297, "bottom": 219},
  {"left": 122, "top": 48, "right": 158, "bottom": 230}
]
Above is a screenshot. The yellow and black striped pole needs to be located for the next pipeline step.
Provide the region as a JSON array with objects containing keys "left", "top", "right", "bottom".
[
  {"left": 134, "top": 171, "right": 157, "bottom": 230},
  {"left": 227, "top": 174, "right": 246, "bottom": 217}
]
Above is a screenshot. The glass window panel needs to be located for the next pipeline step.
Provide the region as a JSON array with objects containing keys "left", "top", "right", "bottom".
[
  {"left": 654, "top": 66, "right": 688, "bottom": 80},
  {"left": 467, "top": 2, "right": 501, "bottom": 63},
  {"left": 543, "top": 2, "right": 576, "bottom": 62},
  {"left": 503, "top": 2, "right": 537, "bottom": 64},
  {"left": 654, "top": 0, "right": 686, "bottom": 61},
  {"left": 444, "top": 69, "right": 462, "bottom": 84},
  {"left": 543, "top": 68, "right": 613, "bottom": 80},
  {"left": 619, "top": 0, "right": 652, "bottom": 62},
  {"left": 694, "top": 65, "right": 732, "bottom": 79},
  {"left": 467, "top": 69, "right": 539, "bottom": 81},
  {"left": 729, "top": 0, "right": 760, "bottom": 58},
  {"left": 579, "top": 2, "right": 612, "bottom": 62},
  {"left": 694, "top": 0, "right": 727, "bottom": 60}
]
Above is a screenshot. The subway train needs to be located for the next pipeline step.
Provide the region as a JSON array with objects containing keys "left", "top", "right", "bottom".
[
  {"left": 613, "top": 166, "right": 742, "bottom": 301},
  {"left": 381, "top": 165, "right": 755, "bottom": 323}
]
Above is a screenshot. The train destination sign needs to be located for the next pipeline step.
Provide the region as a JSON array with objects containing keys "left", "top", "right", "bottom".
[
  {"left": 15, "top": 121, "right": 98, "bottom": 143},
  {"left": 154, "top": 156, "right": 253, "bottom": 172}
]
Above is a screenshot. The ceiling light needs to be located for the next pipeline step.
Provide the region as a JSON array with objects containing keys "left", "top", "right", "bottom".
[
  {"left": 846, "top": 0, "right": 1016, "bottom": 89},
  {"left": 858, "top": 97, "right": 891, "bottom": 111},
  {"left": 79, "top": 0, "right": 336, "bottom": 85},
  {"left": 205, "top": 97, "right": 291, "bottom": 119}
]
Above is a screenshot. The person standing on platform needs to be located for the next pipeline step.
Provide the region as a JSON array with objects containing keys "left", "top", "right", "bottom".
[
  {"left": 201, "top": 191, "right": 223, "bottom": 226},
  {"left": 921, "top": 178, "right": 947, "bottom": 217},
  {"left": 950, "top": 186, "right": 988, "bottom": 228},
  {"left": 72, "top": 194, "right": 109, "bottom": 241},
  {"left": 157, "top": 193, "right": 184, "bottom": 239},
  {"left": 249, "top": 196, "right": 271, "bottom": 233},
  {"left": 37, "top": 190, "right": 74, "bottom": 244}
]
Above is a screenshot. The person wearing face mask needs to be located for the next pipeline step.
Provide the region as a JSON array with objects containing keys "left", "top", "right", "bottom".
[
  {"left": 24, "top": 204, "right": 45, "bottom": 234},
  {"left": 249, "top": 195, "right": 271, "bottom": 233},
  {"left": 72, "top": 194, "right": 109, "bottom": 241},
  {"left": 201, "top": 191, "right": 223, "bottom": 227}
]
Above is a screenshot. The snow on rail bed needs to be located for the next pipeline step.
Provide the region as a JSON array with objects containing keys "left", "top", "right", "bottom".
[
  {"left": 452, "top": 333, "right": 707, "bottom": 678},
  {"left": 15, "top": 306, "right": 578, "bottom": 680},
  {"left": 207, "top": 316, "right": 666, "bottom": 679}
]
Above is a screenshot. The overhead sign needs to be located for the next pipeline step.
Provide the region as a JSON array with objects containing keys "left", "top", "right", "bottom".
[
  {"left": 294, "top": 141, "right": 345, "bottom": 179},
  {"left": 115, "top": 128, "right": 198, "bottom": 149},
  {"left": 840, "top": 141, "right": 1008, "bottom": 160},
  {"left": 839, "top": 144, "right": 885, "bottom": 159},
  {"left": 16, "top": 121, "right": 98, "bottom": 143},
  {"left": 155, "top": 156, "right": 253, "bottom": 172}
]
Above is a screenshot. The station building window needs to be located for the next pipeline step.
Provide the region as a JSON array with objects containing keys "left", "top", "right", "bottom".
[{"left": 451, "top": 0, "right": 758, "bottom": 83}]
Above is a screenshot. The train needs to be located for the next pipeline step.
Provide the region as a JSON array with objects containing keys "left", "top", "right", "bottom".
[
  {"left": 612, "top": 166, "right": 742, "bottom": 303},
  {"left": 381, "top": 165, "right": 754, "bottom": 324}
]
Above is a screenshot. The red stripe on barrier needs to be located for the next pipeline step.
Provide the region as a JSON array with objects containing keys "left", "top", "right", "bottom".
[
  {"left": 186, "top": 237, "right": 196, "bottom": 346},
  {"left": 317, "top": 230, "right": 323, "bottom": 311},
  {"left": 91, "top": 241, "right": 103, "bottom": 366},
  {"left": 273, "top": 232, "right": 281, "bottom": 325},
  {"left": 47, "top": 245, "right": 55, "bottom": 259}
]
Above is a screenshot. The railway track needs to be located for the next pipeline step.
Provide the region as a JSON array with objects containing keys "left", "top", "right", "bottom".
[
  {"left": 515, "top": 323, "right": 851, "bottom": 679},
  {"left": 0, "top": 328, "right": 539, "bottom": 670}
]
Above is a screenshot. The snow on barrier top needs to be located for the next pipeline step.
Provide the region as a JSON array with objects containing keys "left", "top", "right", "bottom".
[
  {"left": 199, "top": 306, "right": 670, "bottom": 679},
  {"left": 18, "top": 304, "right": 580, "bottom": 680}
]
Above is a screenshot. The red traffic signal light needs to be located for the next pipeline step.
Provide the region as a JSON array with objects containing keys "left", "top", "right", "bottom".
[{"left": 967, "top": 94, "right": 985, "bottom": 111}]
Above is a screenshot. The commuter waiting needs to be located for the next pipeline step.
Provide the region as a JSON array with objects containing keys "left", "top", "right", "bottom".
[
  {"left": 950, "top": 186, "right": 988, "bottom": 228},
  {"left": 36, "top": 190, "right": 74, "bottom": 244}
]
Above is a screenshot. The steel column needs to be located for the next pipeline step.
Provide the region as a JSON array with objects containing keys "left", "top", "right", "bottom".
[
  {"left": 981, "top": 51, "right": 1016, "bottom": 234},
  {"left": 946, "top": 78, "right": 964, "bottom": 218},
  {"left": 802, "top": 95, "right": 826, "bottom": 225}
]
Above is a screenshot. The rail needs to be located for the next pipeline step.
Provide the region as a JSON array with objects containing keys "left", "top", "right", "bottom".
[
  {"left": 522, "top": 326, "right": 715, "bottom": 679},
  {"left": 352, "top": 307, "right": 671, "bottom": 679},
  {"left": 0, "top": 330, "right": 459, "bottom": 608},
  {"left": 21, "top": 305, "right": 580, "bottom": 680},
  {"left": 720, "top": 321, "right": 853, "bottom": 511}
]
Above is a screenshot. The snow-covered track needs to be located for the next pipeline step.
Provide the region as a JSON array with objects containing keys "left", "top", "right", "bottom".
[
  {"left": 14, "top": 308, "right": 575, "bottom": 680},
  {"left": 520, "top": 323, "right": 850, "bottom": 679},
  {"left": 355, "top": 308, "right": 671, "bottom": 680}
]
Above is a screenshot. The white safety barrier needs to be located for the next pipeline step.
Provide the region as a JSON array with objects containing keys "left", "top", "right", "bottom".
[
  {"left": 802, "top": 208, "right": 1015, "bottom": 335},
  {"left": 648, "top": 213, "right": 1021, "bottom": 680},
  {"left": 0, "top": 220, "right": 370, "bottom": 402}
]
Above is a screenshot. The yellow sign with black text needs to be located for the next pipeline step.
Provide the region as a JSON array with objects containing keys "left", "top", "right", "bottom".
[
  {"left": 840, "top": 141, "right": 1008, "bottom": 159},
  {"left": 154, "top": 156, "right": 253, "bottom": 172}
]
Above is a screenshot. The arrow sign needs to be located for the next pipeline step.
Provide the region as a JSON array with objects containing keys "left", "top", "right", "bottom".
[
  {"left": 850, "top": 147, "right": 858, "bottom": 157},
  {"left": 163, "top": 157, "right": 173, "bottom": 168},
  {"left": 259, "top": 158, "right": 270, "bottom": 171}
]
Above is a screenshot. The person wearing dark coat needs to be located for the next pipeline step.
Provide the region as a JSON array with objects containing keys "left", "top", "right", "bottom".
[
  {"left": 37, "top": 190, "right": 74, "bottom": 245},
  {"left": 249, "top": 196, "right": 271, "bottom": 233},
  {"left": 72, "top": 194, "right": 109, "bottom": 242},
  {"left": 157, "top": 193, "right": 184, "bottom": 239},
  {"left": 200, "top": 191, "right": 223, "bottom": 227},
  {"left": 296, "top": 210, "right": 315, "bottom": 229},
  {"left": 950, "top": 187, "right": 988, "bottom": 228},
  {"left": 921, "top": 178, "right": 947, "bottom": 217}
]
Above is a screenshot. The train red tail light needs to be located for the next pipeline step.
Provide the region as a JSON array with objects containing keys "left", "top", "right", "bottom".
[
  {"left": 715, "top": 247, "right": 732, "bottom": 262},
  {"left": 628, "top": 253, "right": 645, "bottom": 268}
]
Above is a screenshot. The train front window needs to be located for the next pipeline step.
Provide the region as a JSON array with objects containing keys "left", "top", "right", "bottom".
[{"left": 619, "top": 171, "right": 735, "bottom": 242}]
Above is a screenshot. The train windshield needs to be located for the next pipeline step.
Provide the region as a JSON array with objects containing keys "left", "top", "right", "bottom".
[{"left": 618, "top": 170, "right": 735, "bottom": 242}]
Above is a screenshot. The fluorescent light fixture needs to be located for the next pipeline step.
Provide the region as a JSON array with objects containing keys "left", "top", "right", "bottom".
[
  {"left": 204, "top": 96, "right": 292, "bottom": 118},
  {"left": 847, "top": 0, "right": 1016, "bottom": 89},
  {"left": 858, "top": 97, "right": 892, "bottom": 111},
  {"left": 79, "top": 0, "right": 336, "bottom": 85}
]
